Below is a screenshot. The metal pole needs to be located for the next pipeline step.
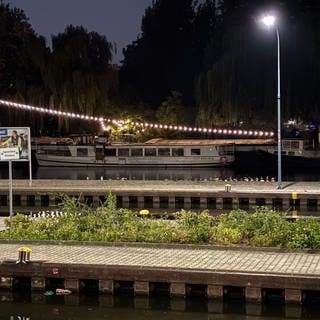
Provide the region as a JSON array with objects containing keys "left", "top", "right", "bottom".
[
  {"left": 276, "top": 27, "right": 282, "bottom": 189},
  {"left": 9, "top": 160, "right": 13, "bottom": 227}
]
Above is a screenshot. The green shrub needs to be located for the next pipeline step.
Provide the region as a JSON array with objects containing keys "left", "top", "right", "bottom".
[
  {"left": 175, "top": 210, "right": 213, "bottom": 243},
  {"left": 2, "top": 194, "right": 320, "bottom": 250},
  {"left": 286, "top": 218, "right": 320, "bottom": 249}
]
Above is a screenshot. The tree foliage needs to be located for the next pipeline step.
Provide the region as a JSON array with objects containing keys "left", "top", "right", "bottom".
[
  {"left": 1, "top": 1, "right": 320, "bottom": 133},
  {"left": 46, "top": 25, "right": 117, "bottom": 133},
  {"left": 0, "top": 4, "right": 118, "bottom": 134}
]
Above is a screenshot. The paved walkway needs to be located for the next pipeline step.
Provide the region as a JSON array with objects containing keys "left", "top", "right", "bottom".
[
  {"left": 0, "top": 242, "right": 319, "bottom": 276},
  {"left": 0, "top": 179, "right": 320, "bottom": 194}
]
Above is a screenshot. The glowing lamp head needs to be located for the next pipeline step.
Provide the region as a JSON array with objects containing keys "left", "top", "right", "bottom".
[{"left": 261, "top": 15, "right": 276, "bottom": 27}]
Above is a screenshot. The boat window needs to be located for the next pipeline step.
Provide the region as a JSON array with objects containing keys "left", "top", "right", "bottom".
[
  {"left": 145, "top": 148, "right": 156, "bottom": 156},
  {"left": 131, "top": 148, "right": 143, "bottom": 156},
  {"left": 46, "top": 149, "right": 72, "bottom": 157},
  {"left": 105, "top": 148, "right": 116, "bottom": 156},
  {"left": 158, "top": 148, "right": 170, "bottom": 156},
  {"left": 118, "top": 148, "right": 129, "bottom": 157},
  {"left": 77, "top": 148, "right": 88, "bottom": 157},
  {"left": 172, "top": 148, "right": 184, "bottom": 156},
  {"left": 219, "top": 145, "right": 234, "bottom": 155},
  {"left": 283, "top": 140, "right": 291, "bottom": 149},
  {"left": 291, "top": 141, "right": 300, "bottom": 149},
  {"left": 191, "top": 148, "right": 201, "bottom": 155}
]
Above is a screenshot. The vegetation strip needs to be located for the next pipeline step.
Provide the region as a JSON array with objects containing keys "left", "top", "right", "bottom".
[{"left": 1, "top": 193, "right": 320, "bottom": 249}]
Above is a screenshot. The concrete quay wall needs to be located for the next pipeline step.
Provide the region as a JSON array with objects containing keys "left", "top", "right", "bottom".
[
  {"left": 1, "top": 242, "right": 320, "bottom": 307},
  {"left": 0, "top": 262, "right": 318, "bottom": 304},
  {"left": 0, "top": 179, "right": 319, "bottom": 213}
]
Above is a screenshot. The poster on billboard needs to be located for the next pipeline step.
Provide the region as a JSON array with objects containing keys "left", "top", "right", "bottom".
[{"left": 0, "top": 127, "right": 31, "bottom": 161}]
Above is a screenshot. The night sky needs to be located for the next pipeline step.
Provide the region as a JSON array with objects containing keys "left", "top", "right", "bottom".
[{"left": 4, "top": 0, "right": 153, "bottom": 63}]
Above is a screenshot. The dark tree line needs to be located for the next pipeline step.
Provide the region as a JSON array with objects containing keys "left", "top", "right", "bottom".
[
  {"left": 1, "top": 1, "right": 320, "bottom": 135},
  {"left": 0, "top": 4, "right": 117, "bottom": 134}
]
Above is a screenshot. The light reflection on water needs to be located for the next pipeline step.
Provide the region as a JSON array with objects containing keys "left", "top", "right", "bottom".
[
  {"left": 0, "top": 293, "right": 318, "bottom": 320},
  {"left": 0, "top": 163, "right": 319, "bottom": 181}
]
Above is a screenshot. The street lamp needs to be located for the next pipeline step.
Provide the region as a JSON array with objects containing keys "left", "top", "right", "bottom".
[{"left": 261, "top": 15, "right": 282, "bottom": 189}]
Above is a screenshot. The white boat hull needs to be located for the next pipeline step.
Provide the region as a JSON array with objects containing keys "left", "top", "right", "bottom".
[{"left": 34, "top": 139, "right": 235, "bottom": 168}]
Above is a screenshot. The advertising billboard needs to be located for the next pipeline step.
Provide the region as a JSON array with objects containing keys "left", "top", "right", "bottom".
[{"left": 0, "top": 127, "right": 31, "bottom": 162}]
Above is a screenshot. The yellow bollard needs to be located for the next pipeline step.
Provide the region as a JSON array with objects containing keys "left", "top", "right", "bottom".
[
  {"left": 16, "top": 247, "right": 32, "bottom": 264},
  {"left": 291, "top": 210, "right": 298, "bottom": 219},
  {"left": 139, "top": 209, "right": 150, "bottom": 217}
]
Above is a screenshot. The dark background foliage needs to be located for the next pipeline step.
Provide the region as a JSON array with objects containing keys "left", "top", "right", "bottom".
[{"left": 0, "top": 0, "right": 319, "bottom": 135}]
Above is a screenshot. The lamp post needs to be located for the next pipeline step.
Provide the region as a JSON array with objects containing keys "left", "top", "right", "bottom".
[{"left": 261, "top": 15, "right": 282, "bottom": 189}]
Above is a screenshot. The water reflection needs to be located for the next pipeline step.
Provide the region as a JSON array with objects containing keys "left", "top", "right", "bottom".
[
  {"left": 1, "top": 162, "right": 320, "bottom": 181},
  {"left": 33, "top": 167, "right": 235, "bottom": 181},
  {"left": 0, "top": 292, "right": 318, "bottom": 319}
]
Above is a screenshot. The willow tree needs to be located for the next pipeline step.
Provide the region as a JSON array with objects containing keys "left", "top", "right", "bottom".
[
  {"left": 45, "top": 25, "right": 117, "bottom": 133},
  {"left": 195, "top": 0, "right": 320, "bottom": 128}
]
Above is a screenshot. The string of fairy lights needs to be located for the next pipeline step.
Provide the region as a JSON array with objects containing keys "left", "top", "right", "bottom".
[{"left": 0, "top": 99, "right": 274, "bottom": 137}]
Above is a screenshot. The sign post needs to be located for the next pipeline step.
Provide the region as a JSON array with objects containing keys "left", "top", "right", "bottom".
[{"left": 0, "top": 127, "right": 32, "bottom": 227}]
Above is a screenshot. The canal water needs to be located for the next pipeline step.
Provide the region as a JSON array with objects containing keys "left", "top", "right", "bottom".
[
  {"left": 0, "top": 163, "right": 319, "bottom": 181},
  {"left": 0, "top": 293, "right": 318, "bottom": 319}
]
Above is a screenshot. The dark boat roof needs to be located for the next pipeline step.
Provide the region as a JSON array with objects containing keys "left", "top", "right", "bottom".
[{"left": 144, "top": 138, "right": 274, "bottom": 145}]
